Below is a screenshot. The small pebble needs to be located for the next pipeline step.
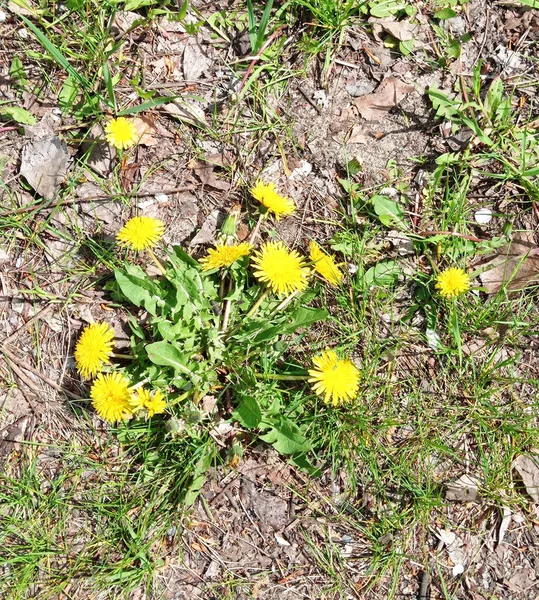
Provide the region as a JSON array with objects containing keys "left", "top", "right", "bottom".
[
  {"left": 18, "top": 28, "right": 29, "bottom": 39},
  {"left": 474, "top": 207, "right": 492, "bottom": 225},
  {"left": 154, "top": 193, "right": 168, "bottom": 203},
  {"left": 0, "top": 9, "right": 7, "bottom": 22}
]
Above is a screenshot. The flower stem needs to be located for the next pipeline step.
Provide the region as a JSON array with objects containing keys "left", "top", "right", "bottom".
[
  {"left": 450, "top": 299, "right": 463, "bottom": 364},
  {"left": 248, "top": 214, "right": 265, "bottom": 246},
  {"left": 255, "top": 372, "right": 308, "bottom": 381},
  {"left": 147, "top": 248, "right": 167, "bottom": 276},
  {"left": 245, "top": 288, "right": 270, "bottom": 320},
  {"left": 112, "top": 353, "right": 134, "bottom": 360},
  {"left": 220, "top": 278, "right": 234, "bottom": 332},
  {"left": 274, "top": 290, "right": 299, "bottom": 313}
]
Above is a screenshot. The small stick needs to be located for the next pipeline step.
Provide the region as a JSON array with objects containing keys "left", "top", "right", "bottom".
[
  {"left": 248, "top": 214, "right": 265, "bottom": 246},
  {"left": 2, "top": 346, "right": 78, "bottom": 399},
  {"left": 147, "top": 248, "right": 167, "bottom": 276},
  {"left": 220, "top": 278, "right": 234, "bottom": 333},
  {"left": 2, "top": 303, "right": 54, "bottom": 348},
  {"left": 275, "top": 290, "right": 299, "bottom": 312}
]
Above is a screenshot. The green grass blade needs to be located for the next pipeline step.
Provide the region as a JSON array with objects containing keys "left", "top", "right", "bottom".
[
  {"left": 102, "top": 61, "right": 117, "bottom": 113},
  {"left": 116, "top": 96, "right": 177, "bottom": 116},
  {"left": 246, "top": 0, "right": 258, "bottom": 52},
  {"left": 20, "top": 15, "right": 110, "bottom": 108},
  {"left": 256, "top": 0, "right": 274, "bottom": 53}
]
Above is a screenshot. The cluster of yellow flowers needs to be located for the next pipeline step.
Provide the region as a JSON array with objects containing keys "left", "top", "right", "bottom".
[
  {"left": 83, "top": 176, "right": 472, "bottom": 411},
  {"left": 199, "top": 181, "right": 344, "bottom": 294},
  {"left": 74, "top": 323, "right": 167, "bottom": 423},
  {"left": 73, "top": 216, "right": 171, "bottom": 422},
  {"left": 196, "top": 181, "right": 358, "bottom": 406}
]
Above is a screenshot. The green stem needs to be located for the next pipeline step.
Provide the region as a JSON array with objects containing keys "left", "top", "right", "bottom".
[
  {"left": 248, "top": 213, "right": 265, "bottom": 246},
  {"left": 274, "top": 290, "right": 299, "bottom": 313},
  {"left": 450, "top": 299, "right": 462, "bottom": 364},
  {"left": 220, "top": 278, "right": 234, "bottom": 332},
  {"left": 147, "top": 248, "right": 167, "bottom": 276},
  {"left": 245, "top": 288, "right": 270, "bottom": 320},
  {"left": 112, "top": 353, "right": 134, "bottom": 360},
  {"left": 255, "top": 373, "right": 309, "bottom": 381}
]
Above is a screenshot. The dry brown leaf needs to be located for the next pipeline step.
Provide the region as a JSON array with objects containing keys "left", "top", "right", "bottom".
[
  {"left": 353, "top": 76, "right": 414, "bottom": 121},
  {"left": 132, "top": 115, "right": 157, "bottom": 146},
  {"left": 189, "top": 159, "right": 231, "bottom": 191},
  {"left": 20, "top": 136, "right": 69, "bottom": 200},
  {"left": 183, "top": 41, "right": 212, "bottom": 81},
  {"left": 371, "top": 17, "right": 419, "bottom": 41},
  {"left": 513, "top": 454, "right": 539, "bottom": 502},
  {"left": 478, "top": 234, "right": 539, "bottom": 294},
  {"left": 347, "top": 124, "right": 370, "bottom": 145},
  {"left": 163, "top": 100, "right": 207, "bottom": 128},
  {"left": 445, "top": 473, "right": 481, "bottom": 502}
]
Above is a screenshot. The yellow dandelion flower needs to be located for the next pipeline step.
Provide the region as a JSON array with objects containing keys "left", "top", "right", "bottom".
[
  {"left": 435, "top": 267, "right": 470, "bottom": 299},
  {"left": 309, "top": 241, "right": 344, "bottom": 286},
  {"left": 104, "top": 117, "right": 138, "bottom": 150},
  {"left": 308, "top": 349, "right": 360, "bottom": 406},
  {"left": 90, "top": 372, "right": 132, "bottom": 423},
  {"left": 129, "top": 388, "right": 167, "bottom": 418},
  {"left": 74, "top": 322, "right": 114, "bottom": 379},
  {"left": 117, "top": 216, "right": 165, "bottom": 251},
  {"left": 199, "top": 243, "right": 251, "bottom": 271},
  {"left": 252, "top": 241, "right": 309, "bottom": 295},
  {"left": 251, "top": 180, "right": 295, "bottom": 219}
]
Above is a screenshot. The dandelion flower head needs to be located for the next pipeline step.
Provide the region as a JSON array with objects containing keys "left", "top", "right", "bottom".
[
  {"left": 117, "top": 216, "right": 165, "bottom": 251},
  {"left": 199, "top": 243, "right": 251, "bottom": 271},
  {"left": 309, "top": 241, "right": 343, "bottom": 286},
  {"left": 436, "top": 267, "right": 470, "bottom": 299},
  {"left": 74, "top": 322, "right": 114, "bottom": 379},
  {"left": 129, "top": 388, "right": 167, "bottom": 418},
  {"left": 104, "top": 117, "right": 138, "bottom": 150},
  {"left": 251, "top": 181, "right": 295, "bottom": 219},
  {"left": 90, "top": 372, "right": 132, "bottom": 423},
  {"left": 308, "top": 349, "right": 360, "bottom": 406},
  {"left": 252, "top": 241, "right": 309, "bottom": 295}
]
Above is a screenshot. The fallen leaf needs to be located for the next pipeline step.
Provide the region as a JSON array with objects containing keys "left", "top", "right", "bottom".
[
  {"left": 353, "top": 76, "right": 414, "bottom": 121},
  {"left": 189, "top": 159, "right": 231, "bottom": 191},
  {"left": 8, "top": 0, "right": 35, "bottom": 15},
  {"left": 163, "top": 99, "right": 207, "bottom": 128},
  {"left": 189, "top": 209, "right": 220, "bottom": 247},
  {"left": 436, "top": 529, "right": 466, "bottom": 575},
  {"left": 513, "top": 454, "right": 539, "bottom": 502},
  {"left": 132, "top": 115, "right": 157, "bottom": 146},
  {"left": 445, "top": 473, "right": 481, "bottom": 502},
  {"left": 371, "top": 17, "right": 419, "bottom": 41},
  {"left": 183, "top": 41, "right": 212, "bottom": 81},
  {"left": 201, "top": 395, "right": 217, "bottom": 414},
  {"left": 505, "top": 566, "right": 537, "bottom": 592},
  {"left": 347, "top": 124, "right": 370, "bottom": 145},
  {"left": 478, "top": 234, "right": 539, "bottom": 294},
  {"left": 498, "top": 506, "right": 512, "bottom": 544},
  {"left": 20, "top": 135, "right": 69, "bottom": 200}
]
